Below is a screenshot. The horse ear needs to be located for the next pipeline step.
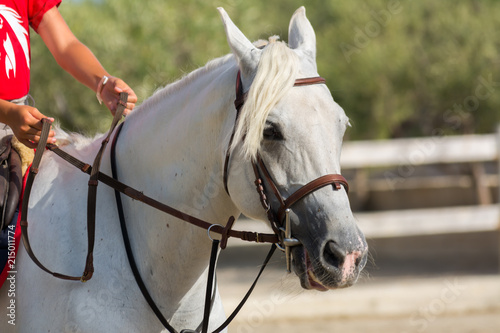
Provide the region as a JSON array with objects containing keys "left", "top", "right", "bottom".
[
  {"left": 288, "top": 7, "right": 317, "bottom": 72},
  {"left": 218, "top": 7, "right": 261, "bottom": 86}
]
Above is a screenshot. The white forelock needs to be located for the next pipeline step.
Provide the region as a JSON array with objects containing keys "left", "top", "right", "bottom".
[{"left": 230, "top": 40, "right": 299, "bottom": 161}]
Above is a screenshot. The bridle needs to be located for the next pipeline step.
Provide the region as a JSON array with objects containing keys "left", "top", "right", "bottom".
[
  {"left": 19, "top": 70, "right": 349, "bottom": 333},
  {"left": 223, "top": 71, "right": 349, "bottom": 271}
]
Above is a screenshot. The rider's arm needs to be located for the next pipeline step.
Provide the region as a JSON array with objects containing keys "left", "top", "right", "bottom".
[{"left": 37, "top": 7, "right": 137, "bottom": 115}]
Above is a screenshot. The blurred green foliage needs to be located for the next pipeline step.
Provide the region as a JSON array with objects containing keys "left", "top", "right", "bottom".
[{"left": 30, "top": 0, "right": 500, "bottom": 139}]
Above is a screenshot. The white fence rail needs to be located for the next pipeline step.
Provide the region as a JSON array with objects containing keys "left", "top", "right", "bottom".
[
  {"left": 340, "top": 134, "right": 498, "bottom": 168},
  {"left": 342, "top": 128, "right": 500, "bottom": 238},
  {"left": 355, "top": 205, "right": 499, "bottom": 238}
]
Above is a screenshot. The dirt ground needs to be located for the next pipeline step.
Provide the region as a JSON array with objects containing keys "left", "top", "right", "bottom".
[{"left": 217, "top": 231, "right": 500, "bottom": 333}]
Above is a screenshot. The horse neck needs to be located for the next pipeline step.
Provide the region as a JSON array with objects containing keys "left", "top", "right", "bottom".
[
  {"left": 119, "top": 59, "right": 238, "bottom": 210},
  {"left": 110, "top": 60, "right": 241, "bottom": 312}
]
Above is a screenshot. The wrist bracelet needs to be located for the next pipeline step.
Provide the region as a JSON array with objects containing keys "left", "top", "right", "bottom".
[{"left": 96, "top": 75, "right": 109, "bottom": 104}]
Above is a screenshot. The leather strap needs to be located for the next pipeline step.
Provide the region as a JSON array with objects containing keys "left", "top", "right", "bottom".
[
  {"left": 294, "top": 76, "right": 326, "bottom": 86},
  {"left": 277, "top": 174, "right": 348, "bottom": 223},
  {"left": 20, "top": 93, "right": 128, "bottom": 282},
  {"left": 211, "top": 244, "right": 276, "bottom": 333},
  {"left": 83, "top": 92, "right": 128, "bottom": 281},
  {"left": 252, "top": 154, "right": 349, "bottom": 228},
  {"left": 20, "top": 118, "right": 81, "bottom": 280},
  {"left": 255, "top": 155, "right": 285, "bottom": 207},
  {"left": 201, "top": 240, "right": 219, "bottom": 333},
  {"left": 39, "top": 122, "right": 279, "bottom": 246},
  {"left": 223, "top": 71, "right": 244, "bottom": 195},
  {"left": 112, "top": 136, "right": 179, "bottom": 333},
  {"left": 111, "top": 120, "right": 278, "bottom": 333}
]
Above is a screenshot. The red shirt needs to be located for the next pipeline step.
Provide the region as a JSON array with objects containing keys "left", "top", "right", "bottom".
[{"left": 0, "top": 0, "right": 61, "bottom": 100}]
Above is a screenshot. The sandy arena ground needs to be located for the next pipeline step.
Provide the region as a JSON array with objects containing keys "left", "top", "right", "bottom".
[{"left": 217, "top": 231, "right": 500, "bottom": 333}]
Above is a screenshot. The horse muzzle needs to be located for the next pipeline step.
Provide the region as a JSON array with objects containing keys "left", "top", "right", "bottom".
[{"left": 290, "top": 225, "right": 368, "bottom": 290}]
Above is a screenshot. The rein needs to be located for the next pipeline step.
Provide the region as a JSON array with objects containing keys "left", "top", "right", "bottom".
[
  {"left": 20, "top": 93, "right": 129, "bottom": 281},
  {"left": 110, "top": 122, "right": 277, "bottom": 333},
  {"left": 20, "top": 91, "right": 279, "bottom": 281}
]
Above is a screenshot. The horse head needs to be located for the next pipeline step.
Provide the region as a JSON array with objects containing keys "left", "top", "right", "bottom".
[{"left": 220, "top": 7, "right": 368, "bottom": 291}]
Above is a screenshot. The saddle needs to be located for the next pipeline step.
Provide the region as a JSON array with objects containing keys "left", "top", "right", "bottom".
[{"left": 0, "top": 135, "right": 23, "bottom": 231}]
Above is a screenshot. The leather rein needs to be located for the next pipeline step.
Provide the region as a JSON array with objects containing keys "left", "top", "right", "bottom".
[{"left": 20, "top": 91, "right": 279, "bottom": 283}]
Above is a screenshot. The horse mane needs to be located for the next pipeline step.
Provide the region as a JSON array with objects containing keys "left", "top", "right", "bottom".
[
  {"left": 137, "top": 53, "right": 235, "bottom": 113},
  {"left": 230, "top": 37, "right": 299, "bottom": 161},
  {"left": 53, "top": 123, "right": 105, "bottom": 156}
]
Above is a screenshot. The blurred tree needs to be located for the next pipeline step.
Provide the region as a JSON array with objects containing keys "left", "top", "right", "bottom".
[{"left": 29, "top": 0, "right": 500, "bottom": 139}]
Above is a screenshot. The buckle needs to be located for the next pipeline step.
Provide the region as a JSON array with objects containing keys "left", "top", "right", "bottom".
[{"left": 279, "top": 209, "right": 301, "bottom": 273}]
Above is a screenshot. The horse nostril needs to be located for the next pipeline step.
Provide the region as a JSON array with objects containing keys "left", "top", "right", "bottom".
[{"left": 323, "top": 241, "right": 345, "bottom": 270}]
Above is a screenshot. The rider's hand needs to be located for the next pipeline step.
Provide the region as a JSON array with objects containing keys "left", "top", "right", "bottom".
[
  {"left": 7, "top": 104, "right": 56, "bottom": 149},
  {"left": 98, "top": 76, "right": 137, "bottom": 116}
]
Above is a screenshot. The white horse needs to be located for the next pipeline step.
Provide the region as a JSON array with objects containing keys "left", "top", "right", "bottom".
[{"left": 0, "top": 7, "right": 367, "bottom": 332}]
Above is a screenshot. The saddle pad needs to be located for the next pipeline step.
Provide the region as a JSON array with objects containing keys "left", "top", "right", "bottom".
[{"left": 0, "top": 166, "right": 28, "bottom": 289}]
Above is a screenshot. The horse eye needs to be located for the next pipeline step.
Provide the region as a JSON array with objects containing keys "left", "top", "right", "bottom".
[{"left": 263, "top": 122, "right": 284, "bottom": 141}]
